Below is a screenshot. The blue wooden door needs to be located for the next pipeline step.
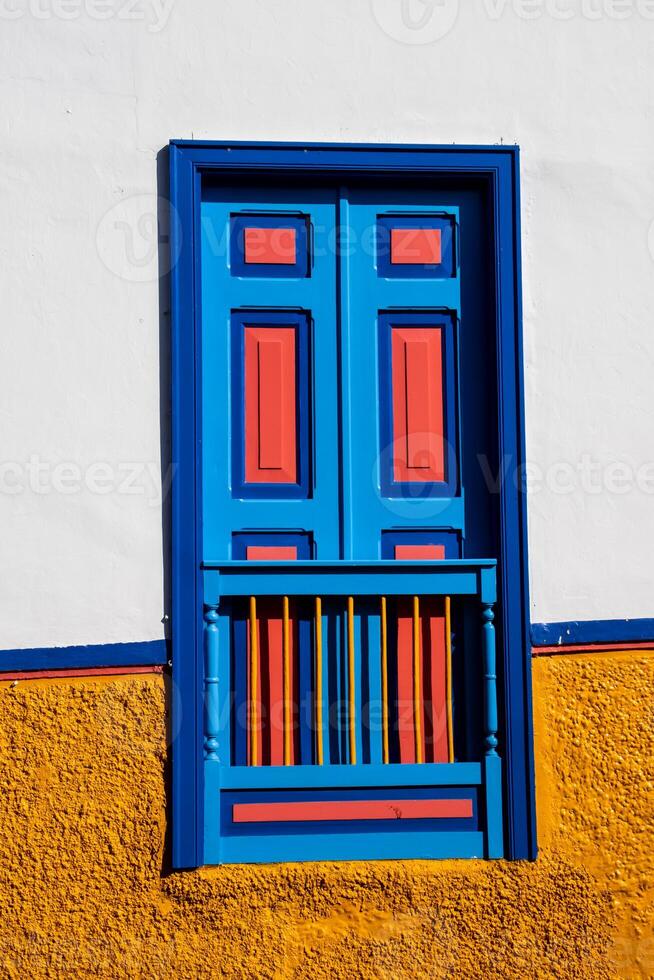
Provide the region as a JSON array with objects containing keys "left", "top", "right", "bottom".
[{"left": 199, "top": 182, "right": 500, "bottom": 863}]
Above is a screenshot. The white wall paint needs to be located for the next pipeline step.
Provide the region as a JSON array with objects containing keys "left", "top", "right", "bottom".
[{"left": 2, "top": 0, "right": 654, "bottom": 647}]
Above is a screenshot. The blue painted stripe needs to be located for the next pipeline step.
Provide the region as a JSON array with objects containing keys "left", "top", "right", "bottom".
[
  {"left": 210, "top": 831, "right": 485, "bottom": 865},
  {"left": 531, "top": 619, "right": 654, "bottom": 647},
  {"left": 0, "top": 639, "right": 168, "bottom": 673}
]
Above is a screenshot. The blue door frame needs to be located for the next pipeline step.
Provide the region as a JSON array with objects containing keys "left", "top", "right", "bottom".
[{"left": 169, "top": 140, "right": 534, "bottom": 868}]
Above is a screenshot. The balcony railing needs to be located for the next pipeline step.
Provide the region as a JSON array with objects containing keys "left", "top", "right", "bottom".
[{"left": 201, "top": 559, "right": 502, "bottom": 861}]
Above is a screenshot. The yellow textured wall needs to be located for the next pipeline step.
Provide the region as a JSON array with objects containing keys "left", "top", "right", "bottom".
[{"left": 0, "top": 651, "right": 651, "bottom": 978}]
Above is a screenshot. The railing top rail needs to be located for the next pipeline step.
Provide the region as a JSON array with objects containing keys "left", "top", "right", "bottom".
[{"left": 202, "top": 559, "right": 497, "bottom": 603}]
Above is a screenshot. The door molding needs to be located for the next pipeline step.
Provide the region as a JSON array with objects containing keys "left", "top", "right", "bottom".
[{"left": 169, "top": 141, "right": 534, "bottom": 868}]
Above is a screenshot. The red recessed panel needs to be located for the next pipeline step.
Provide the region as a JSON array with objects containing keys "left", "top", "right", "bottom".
[
  {"left": 390, "top": 227, "right": 441, "bottom": 265},
  {"left": 244, "top": 227, "right": 297, "bottom": 264},
  {"left": 246, "top": 546, "right": 298, "bottom": 561},
  {"left": 394, "top": 544, "right": 445, "bottom": 560},
  {"left": 244, "top": 327, "right": 297, "bottom": 484},
  {"left": 232, "top": 798, "right": 472, "bottom": 823},
  {"left": 246, "top": 545, "right": 298, "bottom": 766},
  {"left": 391, "top": 327, "right": 445, "bottom": 483}
]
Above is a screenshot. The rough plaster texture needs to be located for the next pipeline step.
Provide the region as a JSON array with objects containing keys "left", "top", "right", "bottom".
[
  {"left": 2, "top": 3, "right": 654, "bottom": 648},
  {"left": 0, "top": 651, "right": 651, "bottom": 978}
]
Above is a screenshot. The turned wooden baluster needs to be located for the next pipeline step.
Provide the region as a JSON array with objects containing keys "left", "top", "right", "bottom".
[
  {"left": 204, "top": 601, "right": 220, "bottom": 762},
  {"left": 481, "top": 602, "right": 498, "bottom": 757}
]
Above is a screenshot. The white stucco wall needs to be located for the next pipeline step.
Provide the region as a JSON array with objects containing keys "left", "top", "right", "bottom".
[{"left": 2, "top": 0, "right": 654, "bottom": 648}]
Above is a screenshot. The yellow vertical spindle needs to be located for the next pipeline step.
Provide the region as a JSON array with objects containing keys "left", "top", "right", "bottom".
[
  {"left": 249, "top": 595, "right": 259, "bottom": 767},
  {"left": 380, "top": 596, "right": 389, "bottom": 765},
  {"left": 347, "top": 596, "right": 356, "bottom": 764},
  {"left": 413, "top": 595, "right": 424, "bottom": 764},
  {"left": 445, "top": 595, "right": 454, "bottom": 763},
  {"left": 283, "top": 595, "right": 291, "bottom": 766},
  {"left": 315, "top": 596, "right": 324, "bottom": 765}
]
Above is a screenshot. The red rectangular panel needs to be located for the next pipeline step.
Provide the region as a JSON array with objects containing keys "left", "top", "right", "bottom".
[
  {"left": 232, "top": 798, "right": 472, "bottom": 823},
  {"left": 391, "top": 228, "right": 441, "bottom": 265},
  {"left": 391, "top": 327, "right": 445, "bottom": 483},
  {"left": 394, "top": 544, "right": 445, "bottom": 560},
  {"left": 244, "top": 327, "right": 297, "bottom": 484},
  {"left": 244, "top": 227, "right": 296, "bottom": 264},
  {"left": 246, "top": 546, "right": 298, "bottom": 561}
]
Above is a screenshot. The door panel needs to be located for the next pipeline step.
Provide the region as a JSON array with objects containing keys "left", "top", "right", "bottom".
[
  {"left": 343, "top": 193, "right": 462, "bottom": 558},
  {"left": 200, "top": 188, "right": 341, "bottom": 559}
]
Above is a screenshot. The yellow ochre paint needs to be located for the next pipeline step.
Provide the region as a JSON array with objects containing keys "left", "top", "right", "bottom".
[
  {"left": 412, "top": 595, "right": 423, "bottom": 764},
  {"left": 249, "top": 595, "right": 258, "bottom": 767},
  {"left": 445, "top": 595, "right": 454, "bottom": 763},
  {"left": 380, "top": 595, "right": 389, "bottom": 765},
  {"left": 347, "top": 595, "right": 356, "bottom": 765},
  {"left": 0, "top": 649, "right": 651, "bottom": 978},
  {"left": 283, "top": 595, "right": 291, "bottom": 766},
  {"left": 315, "top": 596, "right": 323, "bottom": 766}
]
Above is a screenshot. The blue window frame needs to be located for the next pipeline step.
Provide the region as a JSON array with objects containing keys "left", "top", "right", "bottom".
[{"left": 169, "top": 141, "right": 534, "bottom": 869}]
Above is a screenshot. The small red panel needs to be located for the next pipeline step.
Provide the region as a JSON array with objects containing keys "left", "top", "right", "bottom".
[
  {"left": 391, "top": 327, "right": 445, "bottom": 483},
  {"left": 390, "top": 228, "right": 441, "bottom": 265},
  {"left": 244, "top": 227, "right": 296, "bottom": 264},
  {"left": 246, "top": 546, "right": 298, "bottom": 561},
  {"left": 244, "top": 327, "right": 297, "bottom": 484},
  {"left": 232, "top": 798, "right": 472, "bottom": 823},
  {"left": 394, "top": 544, "right": 445, "bottom": 560}
]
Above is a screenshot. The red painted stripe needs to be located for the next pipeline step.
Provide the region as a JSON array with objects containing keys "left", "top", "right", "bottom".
[
  {"left": 391, "top": 327, "right": 445, "bottom": 483},
  {"left": 394, "top": 544, "right": 445, "bottom": 560},
  {"left": 390, "top": 227, "right": 441, "bottom": 265},
  {"left": 0, "top": 665, "right": 163, "bottom": 682},
  {"left": 533, "top": 642, "right": 654, "bottom": 656},
  {"left": 244, "top": 326, "right": 297, "bottom": 484},
  {"left": 244, "top": 227, "right": 296, "bottom": 264},
  {"left": 247, "top": 545, "right": 298, "bottom": 765},
  {"left": 232, "top": 798, "right": 472, "bottom": 823}
]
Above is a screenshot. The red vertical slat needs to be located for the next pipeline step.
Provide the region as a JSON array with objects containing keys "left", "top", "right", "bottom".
[
  {"left": 244, "top": 327, "right": 297, "bottom": 484},
  {"left": 391, "top": 327, "right": 445, "bottom": 484},
  {"left": 393, "top": 544, "right": 448, "bottom": 763},
  {"left": 246, "top": 545, "right": 298, "bottom": 765}
]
